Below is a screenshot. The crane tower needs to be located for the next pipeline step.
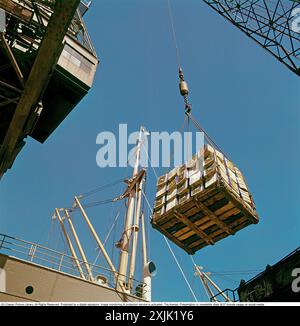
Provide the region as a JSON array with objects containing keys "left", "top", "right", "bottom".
[
  {"left": 0, "top": 0, "right": 98, "bottom": 177},
  {"left": 203, "top": 0, "right": 300, "bottom": 75}
]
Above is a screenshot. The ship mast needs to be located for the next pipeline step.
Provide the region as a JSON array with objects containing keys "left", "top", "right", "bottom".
[
  {"left": 116, "top": 126, "right": 146, "bottom": 293},
  {"left": 53, "top": 126, "right": 154, "bottom": 301}
]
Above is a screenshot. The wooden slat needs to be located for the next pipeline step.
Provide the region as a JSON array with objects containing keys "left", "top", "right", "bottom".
[
  {"left": 222, "top": 184, "right": 258, "bottom": 224},
  {"left": 172, "top": 217, "right": 204, "bottom": 242},
  {"left": 201, "top": 191, "right": 224, "bottom": 207},
  {"left": 174, "top": 210, "right": 215, "bottom": 245},
  {"left": 232, "top": 220, "right": 251, "bottom": 233},
  {"left": 163, "top": 218, "right": 185, "bottom": 231},
  {"left": 159, "top": 197, "right": 249, "bottom": 243},
  {"left": 213, "top": 202, "right": 235, "bottom": 216},
  {"left": 171, "top": 194, "right": 230, "bottom": 237},
  {"left": 152, "top": 176, "right": 258, "bottom": 254},
  {"left": 151, "top": 221, "right": 194, "bottom": 255},
  {"left": 194, "top": 197, "right": 235, "bottom": 235},
  {"left": 182, "top": 206, "right": 199, "bottom": 218},
  {"left": 174, "top": 200, "right": 236, "bottom": 240},
  {"left": 218, "top": 207, "right": 240, "bottom": 220},
  {"left": 176, "top": 216, "right": 212, "bottom": 240}
]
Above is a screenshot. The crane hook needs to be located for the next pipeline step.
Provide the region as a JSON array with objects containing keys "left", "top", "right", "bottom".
[{"left": 178, "top": 67, "right": 191, "bottom": 114}]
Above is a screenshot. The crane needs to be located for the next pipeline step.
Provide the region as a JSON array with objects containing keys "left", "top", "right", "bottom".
[
  {"left": 202, "top": 0, "right": 300, "bottom": 76},
  {"left": 0, "top": 1, "right": 98, "bottom": 178}
]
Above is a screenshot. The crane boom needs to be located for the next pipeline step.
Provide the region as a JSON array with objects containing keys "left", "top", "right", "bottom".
[{"left": 202, "top": 0, "right": 300, "bottom": 76}]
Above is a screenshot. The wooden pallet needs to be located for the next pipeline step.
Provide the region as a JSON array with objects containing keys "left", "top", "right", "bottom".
[{"left": 151, "top": 180, "right": 259, "bottom": 255}]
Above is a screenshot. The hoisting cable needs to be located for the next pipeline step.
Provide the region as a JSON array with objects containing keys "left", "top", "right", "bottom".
[
  {"left": 167, "top": 0, "right": 228, "bottom": 160},
  {"left": 178, "top": 67, "right": 231, "bottom": 159},
  {"left": 167, "top": 0, "right": 196, "bottom": 165},
  {"left": 167, "top": 0, "right": 181, "bottom": 68}
]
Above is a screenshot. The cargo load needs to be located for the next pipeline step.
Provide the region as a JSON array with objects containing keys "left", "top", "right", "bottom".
[{"left": 151, "top": 144, "right": 259, "bottom": 254}]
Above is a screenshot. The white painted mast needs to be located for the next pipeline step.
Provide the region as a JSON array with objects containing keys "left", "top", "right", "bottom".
[
  {"left": 116, "top": 126, "right": 145, "bottom": 292},
  {"left": 128, "top": 176, "right": 144, "bottom": 290},
  {"left": 50, "top": 126, "right": 154, "bottom": 301}
]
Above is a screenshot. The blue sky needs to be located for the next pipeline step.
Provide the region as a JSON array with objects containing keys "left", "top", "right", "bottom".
[{"left": 1, "top": 0, "right": 300, "bottom": 302}]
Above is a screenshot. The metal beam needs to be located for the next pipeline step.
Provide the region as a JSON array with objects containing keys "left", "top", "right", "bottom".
[
  {"left": 202, "top": 0, "right": 300, "bottom": 76},
  {"left": 0, "top": 97, "right": 19, "bottom": 108},
  {"left": 0, "top": 0, "right": 81, "bottom": 177},
  {"left": 0, "top": 79, "right": 22, "bottom": 94},
  {"left": 0, "top": 32, "right": 24, "bottom": 86},
  {"left": 0, "top": 0, "right": 33, "bottom": 23}
]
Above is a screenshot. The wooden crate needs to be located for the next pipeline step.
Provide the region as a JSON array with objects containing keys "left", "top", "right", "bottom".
[{"left": 151, "top": 178, "right": 259, "bottom": 255}]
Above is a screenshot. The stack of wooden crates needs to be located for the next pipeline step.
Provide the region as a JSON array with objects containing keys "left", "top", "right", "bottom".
[{"left": 151, "top": 144, "right": 259, "bottom": 254}]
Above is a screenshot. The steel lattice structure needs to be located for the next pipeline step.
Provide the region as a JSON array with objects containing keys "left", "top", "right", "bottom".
[
  {"left": 0, "top": 1, "right": 98, "bottom": 177},
  {"left": 203, "top": 0, "right": 300, "bottom": 76}
]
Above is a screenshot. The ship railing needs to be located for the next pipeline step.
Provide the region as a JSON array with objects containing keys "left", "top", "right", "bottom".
[{"left": 0, "top": 233, "right": 147, "bottom": 298}]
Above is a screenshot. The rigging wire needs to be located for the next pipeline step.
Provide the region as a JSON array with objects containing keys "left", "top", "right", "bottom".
[
  {"left": 191, "top": 256, "right": 219, "bottom": 302},
  {"left": 195, "top": 270, "right": 211, "bottom": 302},
  {"left": 186, "top": 111, "right": 232, "bottom": 160},
  {"left": 210, "top": 269, "right": 262, "bottom": 275},
  {"left": 80, "top": 177, "right": 127, "bottom": 198},
  {"left": 141, "top": 189, "right": 153, "bottom": 215},
  {"left": 209, "top": 273, "right": 237, "bottom": 286},
  {"left": 169, "top": 114, "right": 189, "bottom": 167},
  {"left": 53, "top": 220, "right": 62, "bottom": 253},
  {"left": 186, "top": 109, "right": 191, "bottom": 161},
  {"left": 58, "top": 224, "right": 69, "bottom": 256},
  {"left": 142, "top": 145, "right": 159, "bottom": 181},
  {"left": 164, "top": 236, "right": 199, "bottom": 302},
  {"left": 141, "top": 188, "right": 198, "bottom": 302},
  {"left": 46, "top": 217, "right": 55, "bottom": 248},
  {"left": 141, "top": 140, "right": 199, "bottom": 299},
  {"left": 79, "top": 198, "right": 117, "bottom": 209},
  {"left": 91, "top": 208, "right": 121, "bottom": 268},
  {"left": 65, "top": 197, "right": 118, "bottom": 212},
  {"left": 111, "top": 202, "right": 121, "bottom": 265}
]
